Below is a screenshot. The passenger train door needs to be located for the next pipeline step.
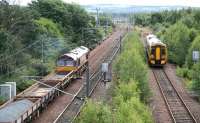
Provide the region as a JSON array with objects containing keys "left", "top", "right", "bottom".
[
  {"left": 155, "top": 47, "right": 161, "bottom": 61},
  {"left": 151, "top": 46, "right": 161, "bottom": 64}
]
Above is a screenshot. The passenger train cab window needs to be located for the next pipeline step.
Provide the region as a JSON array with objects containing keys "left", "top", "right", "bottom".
[
  {"left": 161, "top": 47, "right": 166, "bottom": 55},
  {"left": 151, "top": 47, "right": 155, "bottom": 54}
]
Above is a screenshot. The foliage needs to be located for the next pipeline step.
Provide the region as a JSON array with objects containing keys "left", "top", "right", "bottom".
[
  {"left": 191, "top": 62, "right": 200, "bottom": 98},
  {"left": 0, "top": 96, "right": 5, "bottom": 101},
  {"left": 34, "top": 17, "right": 63, "bottom": 38},
  {"left": 0, "top": 0, "right": 113, "bottom": 91},
  {"left": 29, "top": 0, "right": 104, "bottom": 47},
  {"left": 134, "top": 8, "right": 200, "bottom": 97},
  {"left": 113, "top": 96, "right": 153, "bottom": 123},
  {"left": 114, "top": 32, "right": 150, "bottom": 101},
  {"left": 186, "top": 36, "right": 200, "bottom": 67},
  {"left": 77, "top": 31, "right": 153, "bottom": 123},
  {"left": 161, "top": 22, "right": 191, "bottom": 66},
  {"left": 75, "top": 100, "right": 112, "bottom": 123},
  {"left": 114, "top": 80, "right": 140, "bottom": 103},
  {"left": 176, "top": 66, "right": 191, "bottom": 79},
  {"left": 111, "top": 31, "right": 153, "bottom": 122}
]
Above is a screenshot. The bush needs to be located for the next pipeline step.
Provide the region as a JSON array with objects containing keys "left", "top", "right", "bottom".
[
  {"left": 114, "top": 32, "right": 150, "bottom": 102},
  {"left": 0, "top": 96, "right": 5, "bottom": 105},
  {"left": 112, "top": 79, "right": 152, "bottom": 123},
  {"left": 113, "top": 97, "right": 152, "bottom": 123},
  {"left": 176, "top": 66, "right": 191, "bottom": 79},
  {"left": 114, "top": 80, "right": 140, "bottom": 102},
  {"left": 162, "top": 21, "right": 191, "bottom": 66},
  {"left": 77, "top": 31, "right": 153, "bottom": 123},
  {"left": 75, "top": 100, "right": 112, "bottom": 123}
]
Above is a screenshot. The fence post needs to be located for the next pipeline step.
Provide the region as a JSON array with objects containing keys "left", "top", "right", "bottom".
[{"left": 86, "top": 61, "right": 90, "bottom": 97}]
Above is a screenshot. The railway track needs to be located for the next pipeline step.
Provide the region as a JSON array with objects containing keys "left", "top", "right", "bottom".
[
  {"left": 152, "top": 68, "right": 197, "bottom": 123},
  {"left": 54, "top": 30, "right": 126, "bottom": 123},
  {"left": 0, "top": 27, "right": 127, "bottom": 123}
]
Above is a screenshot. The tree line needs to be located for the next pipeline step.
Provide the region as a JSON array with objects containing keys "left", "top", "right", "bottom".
[{"left": 0, "top": 0, "right": 113, "bottom": 93}]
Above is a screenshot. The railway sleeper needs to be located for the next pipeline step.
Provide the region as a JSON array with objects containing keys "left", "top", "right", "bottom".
[
  {"left": 168, "top": 102, "right": 184, "bottom": 106},
  {"left": 168, "top": 101, "right": 183, "bottom": 105},
  {"left": 175, "top": 118, "right": 194, "bottom": 122},
  {"left": 173, "top": 113, "right": 191, "bottom": 117},
  {"left": 172, "top": 108, "right": 189, "bottom": 111}
]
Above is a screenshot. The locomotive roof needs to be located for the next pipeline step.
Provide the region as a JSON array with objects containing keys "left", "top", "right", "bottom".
[
  {"left": 61, "top": 46, "right": 89, "bottom": 60},
  {"left": 146, "top": 34, "right": 157, "bottom": 41},
  {"left": 146, "top": 34, "right": 166, "bottom": 47}
]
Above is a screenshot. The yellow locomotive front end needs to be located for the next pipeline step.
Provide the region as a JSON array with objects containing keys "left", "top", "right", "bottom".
[
  {"left": 146, "top": 34, "right": 167, "bottom": 66},
  {"left": 149, "top": 45, "right": 167, "bottom": 66},
  {"left": 55, "top": 56, "right": 77, "bottom": 73},
  {"left": 56, "top": 66, "right": 77, "bottom": 73},
  {"left": 55, "top": 46, "right": 89, "bottom": 74}
]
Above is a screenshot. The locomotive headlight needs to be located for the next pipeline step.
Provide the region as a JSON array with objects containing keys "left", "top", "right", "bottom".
[{"left": 150, "top": 55, "right": 154, "bottom": 59}]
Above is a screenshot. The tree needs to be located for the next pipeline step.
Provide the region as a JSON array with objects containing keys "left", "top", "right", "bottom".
[
  {"left": 75, "top": 100, "right": 112, "bottom": 123},
  {"left": 186, "top": 36, "right": 200, "bottom": 67},
  {"left": 29, "top": 0, "right": 103, "bottom": 47},
  {"left": 150, "top": 12, "right": 163, "bottom": 25},
  {"left": 114, "top": 32, "right": 150, "bottom": 102},
  {"left": 162, "top": 22, "right": 191, "bottom": 65}
]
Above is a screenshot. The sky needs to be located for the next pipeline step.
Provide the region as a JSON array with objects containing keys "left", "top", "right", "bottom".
[{"left": 16, "top": 0, "right": 200, "bottom": 7}]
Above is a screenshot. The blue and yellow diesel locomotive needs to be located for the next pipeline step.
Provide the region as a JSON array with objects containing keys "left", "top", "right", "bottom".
[{"left": 56, "top": 46, "right": 89, "bottom": 73}]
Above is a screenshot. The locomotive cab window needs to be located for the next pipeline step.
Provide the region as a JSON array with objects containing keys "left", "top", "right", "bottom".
[
  {"left": 57, "top": 57, "right": 75, "bottom": 66},
  {"left": 66, "top": 60, "right": 74, "bottom": 66},
  {"left": 57, "top": 59, "right": 65, "bottom": 66}
]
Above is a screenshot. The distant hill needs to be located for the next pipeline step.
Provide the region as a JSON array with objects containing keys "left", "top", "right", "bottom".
[{"left": 83, "top": 4, "right": 187, "bottom": 13}]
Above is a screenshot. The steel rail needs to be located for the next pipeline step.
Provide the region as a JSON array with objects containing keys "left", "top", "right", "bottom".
[
  {"left": 152, "top": 69, "right": 176, "bottom": 123},
  {"left": 54, "top": 30, "right": 127, "bottom": 123},
  {"left": 70, "top": 32, "right": 127, "bottom": 123},
  {"left": 163, "top": 69, "right": 197, "bottom": 123},
  {"left": 152, "top": 68, "right": 197, "bottom": 123}
]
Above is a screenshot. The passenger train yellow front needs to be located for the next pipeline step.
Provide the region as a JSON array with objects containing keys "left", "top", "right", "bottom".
[
  {"left": 146, "top": 34, "right": 167, "bottom": 66},
  {"left": 56, "top": 46, "right": 89, "bottom": 73}
]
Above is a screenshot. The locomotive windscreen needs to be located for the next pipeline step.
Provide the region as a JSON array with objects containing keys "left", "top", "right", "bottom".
[{"left": 57, "top": 58, "right": 74, "bottom": 66}]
